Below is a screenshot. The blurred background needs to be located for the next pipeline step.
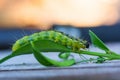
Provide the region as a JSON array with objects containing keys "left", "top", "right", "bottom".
[{"left": 0, "top": 0, "right": 120, "bottom": 50}]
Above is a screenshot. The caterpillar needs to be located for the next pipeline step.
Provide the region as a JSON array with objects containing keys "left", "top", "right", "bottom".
[
  {"left": 0, "top": 30, "right": 89, "bottom": 66},
  {"left": 13, "top": 30, "right": 88, "bottom": 53}
]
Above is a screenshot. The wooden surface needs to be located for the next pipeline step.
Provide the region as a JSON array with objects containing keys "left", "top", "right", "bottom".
[{"left": 0, "top": 42, "right": 120, "bottom": 80}]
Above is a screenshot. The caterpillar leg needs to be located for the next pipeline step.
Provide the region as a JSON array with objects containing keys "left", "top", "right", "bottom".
[{"left": 30, "top": 41, "right": 75, "bottom": 67}]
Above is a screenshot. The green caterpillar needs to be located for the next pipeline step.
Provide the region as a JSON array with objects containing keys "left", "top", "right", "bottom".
[
  {"left": 12, "top": 30, "right": 88, "bottom": 53},
  {"left": 0, "top": 30, "right": 89, "bottom": 66}
]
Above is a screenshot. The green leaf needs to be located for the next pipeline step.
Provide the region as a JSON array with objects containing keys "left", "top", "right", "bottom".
[
  {"left": 31, "top": 46, "right": 53, "bottom": 66},
  {"left": 30, "top": 41, "right": 75, "bottom": 67},
  {"left": 89, "top": 30, "right": 109, "bottom": 51}
]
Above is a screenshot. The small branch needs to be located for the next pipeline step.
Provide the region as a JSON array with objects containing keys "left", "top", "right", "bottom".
[
  {"left": 0, "top": 54, "right": 14, "bottom": 64},
  {"left": 76, "top": 50, "right": 120, "bottom": 60}
]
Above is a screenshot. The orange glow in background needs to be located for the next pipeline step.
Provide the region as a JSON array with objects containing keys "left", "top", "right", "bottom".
[{"left": 0, "top": 0, "right": 119, "bottom": 29}]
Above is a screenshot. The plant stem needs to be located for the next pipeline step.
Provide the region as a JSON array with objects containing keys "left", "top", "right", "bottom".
[
  {"left": 77, "top": 50, "right": 120, "bottom": 60},
  {"left": 0, "top": 54, "right": 14, "bottom": 64},
  {"left": 76, "top": 58, "right": 109, "bottom": 64}
]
